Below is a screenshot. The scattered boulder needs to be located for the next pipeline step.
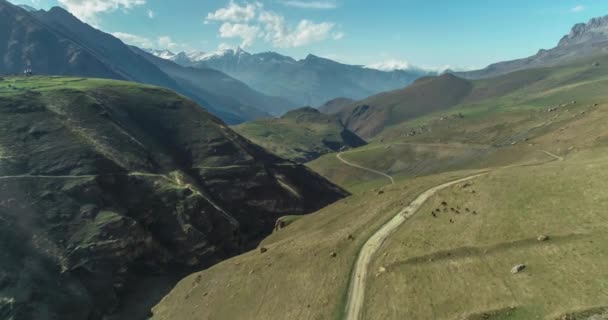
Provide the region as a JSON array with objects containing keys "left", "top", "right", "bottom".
[
  {"left": 537, "top": 235, "right": 549, "bottom": 242},
  {"left": 511, "top": 264, "right": 526, "bottom": 274},
  {"left": 377, "top": 190, "right": 384, "bottom": 195},
  {"left": 592, "top": 62, "right": 600, "bottom": 67},
  {"left": 259, "top": 247, "right": 268, "bottom": 254},
  {"left": 375, "top": 266, "right": 387, "bottom": 277},
  {"left": 330, "top": 252, "right": 337, "bottom": 258},
  {"left": 347, "top": 234, "right": 354, "bottom": 240},
  {"left": 441, "top": 201, "right": 447, "bottom": 206}
]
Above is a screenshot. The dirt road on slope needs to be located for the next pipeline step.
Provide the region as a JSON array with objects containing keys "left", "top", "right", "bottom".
[
  {"left": 343, "top": 172, "right": 487, "bottom": 320},
  {"left": 343, "top": 150, "right": 564, "bottom": 320},
  {"left": 337, "top": 150, "right": 395, "bottom": 185}
]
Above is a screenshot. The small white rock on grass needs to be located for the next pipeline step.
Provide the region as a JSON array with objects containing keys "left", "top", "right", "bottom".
[{"left": 511, "top": 264, "right": 526, "bottom": 274}]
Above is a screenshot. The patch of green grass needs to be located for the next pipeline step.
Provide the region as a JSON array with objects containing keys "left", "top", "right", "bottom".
[{"left": 234, "top": 107, "right": 365, "bottom": 162}]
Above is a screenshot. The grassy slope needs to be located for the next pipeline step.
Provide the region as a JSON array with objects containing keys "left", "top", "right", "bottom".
[
  {"left": 366, "top": 149, "right": 608, "bottom": 320},
  {"left": 234, "top": 107, "right": 366, "bottom": 163},
  {"left": 153, "top": 56, "right": 608, "bottom": 320},
  {"left": 151, "top": 169, "right": 485, "bottom": 320},
  {"left": 336, "top": 74, "right": 473, "bottom": 139},
  {"left": 310, "top": 55, "right": 608, "bottom": 190}
]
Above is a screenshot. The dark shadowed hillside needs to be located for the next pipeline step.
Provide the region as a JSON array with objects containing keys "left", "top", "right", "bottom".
[
  {"left": 0, "top": 76, "right": 347, "bottom": 320},
  {"left": 0, "top": 0, "right": 122, "bottom": 80}
]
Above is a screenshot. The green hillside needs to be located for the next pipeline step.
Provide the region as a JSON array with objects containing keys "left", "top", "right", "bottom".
[
  {"left": 153, "top": 54, "right": 608, "bottom": 320},
  {"left": 234, "top": 107, "right": 366, "bottom": 162},
  {"left": 336, "top": 55, "right": 608, "bottom": 141}
]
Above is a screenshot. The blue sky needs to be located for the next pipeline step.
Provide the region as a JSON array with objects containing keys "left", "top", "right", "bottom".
[{"left": 10, "top": 0, "right": 608, "bottom": 70}]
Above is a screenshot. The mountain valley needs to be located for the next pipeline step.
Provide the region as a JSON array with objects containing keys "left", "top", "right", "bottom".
[{"left": 2, "top": 2, "right": 608, "bottom": 320}]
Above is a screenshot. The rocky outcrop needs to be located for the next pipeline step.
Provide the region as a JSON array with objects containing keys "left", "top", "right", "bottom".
[
  {"left": 457, "top": 14, "right": 608, "bottom": 80},
  {"left": 558, "top": 16, "right": 608, "bottom": 47}
]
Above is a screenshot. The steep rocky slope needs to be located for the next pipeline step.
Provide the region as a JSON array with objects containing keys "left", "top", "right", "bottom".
[
  {"left": 0, "top": 76, "right": 347, "bottom": 320},
  {"left": 234, "top": 107, "right": 366, "bottom": 162},
  {"left": 0, "top": 0, "right": 282, "bottom": 124},
  {"left": 457, "top": 14, "right": 608, "bottom": 79},
  {"left": 0, "top": 0, "right": 121, "bottom": 80}
]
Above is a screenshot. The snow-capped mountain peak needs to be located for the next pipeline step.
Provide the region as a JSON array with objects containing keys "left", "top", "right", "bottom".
[{"left": 147, "top": 49, "right": 177, "bottom": 60}]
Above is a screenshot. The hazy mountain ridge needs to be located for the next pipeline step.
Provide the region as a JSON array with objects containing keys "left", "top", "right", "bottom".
[
  {"left": 155, "top": 47, "right": 435, "bottom": 107},
  {"left": 133, "top": 46, "right": 296, "bottom": 118},
  {"left": 0, "top": 0, "right": 285, "bottom": 124}
]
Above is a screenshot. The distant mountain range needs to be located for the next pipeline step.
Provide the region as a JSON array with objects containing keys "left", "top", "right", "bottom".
[
  {"left": 0, "top": 0, "right": 291, "bottom": 124},
  {"left": 151, "top": 48, "right": 436, "bottom": 107},
  {"left": 457, "top": 15, "right": 608, "bottom": 79},
  {"left": 315, "top": 14, "right": 608, "bottom": 140},
  {"left": 133, "top": 46, "right": 294, "bottom": 118}
]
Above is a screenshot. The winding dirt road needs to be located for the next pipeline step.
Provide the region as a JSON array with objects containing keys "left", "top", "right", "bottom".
[
  {"left": 342, "top": 149, "right": 563, "bottom": 320},
  {"left": 337, "top": 149, "right": 395, "bottom": 185}
]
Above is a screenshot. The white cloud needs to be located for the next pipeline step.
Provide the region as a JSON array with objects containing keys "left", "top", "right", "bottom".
[
  {"left": 112, "top": 32, "right": 184, "bottom": 50},
  {"left": 206, "top": 1, "right": 259, "bottom": 22},
  {"left": 218, "top": 23, "right": 260, "bottom": 47},
  {"left": 279, "top": 1, "right": 337, "bottom": 9},
  {"left": 157, "top": 36, "right": 181, "bottom": 50},
  {"left": 206, "top": 1, "right": 341, "bottom": 48},
  {"left": 275, "top": 20, "right": 335, "bottom": 47},
  {"left": 367, "top": 59, "right": 411, "bottom": 71},
  {"left": 112, "top": 32, "right": 154, "bottom": 48},
  {"left": 147, "top": 9, "right": 155, "bottom": 18},
  {"left": 58, "top": 0, "right": 146, "bottom": 24},
  {"left": 571, "top": 5, "right": 585, "bottom": 12}
]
